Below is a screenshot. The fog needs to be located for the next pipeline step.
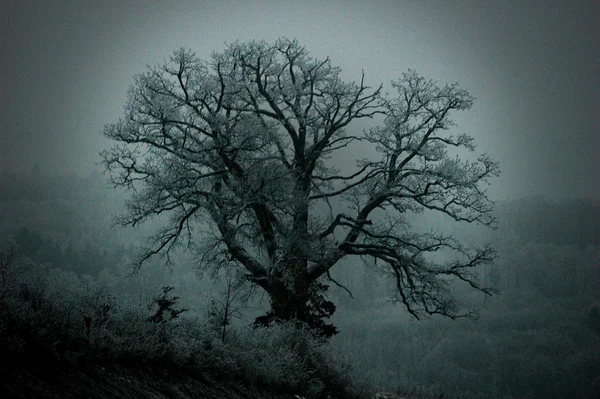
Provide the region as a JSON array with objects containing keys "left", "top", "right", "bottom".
[
  {"left": 1, "top": 1, "right": 599, "bottom": 398},
  {"left": 2, "top": 0, "right": 598, "bottom": 199}
]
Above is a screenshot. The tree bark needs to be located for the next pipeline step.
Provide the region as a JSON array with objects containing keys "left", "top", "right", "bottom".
[{"left": 254, "top": 272, "right": 338, "bottom": 338}]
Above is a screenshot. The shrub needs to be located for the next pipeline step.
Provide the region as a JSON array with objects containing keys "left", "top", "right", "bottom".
[{"left": 0, "top": 250, "right": 365, "bottom": 398}]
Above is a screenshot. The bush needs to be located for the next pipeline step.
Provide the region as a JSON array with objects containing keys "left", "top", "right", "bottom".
[{"left": 0, "top": 250, "right": 366, "bottom": 398}]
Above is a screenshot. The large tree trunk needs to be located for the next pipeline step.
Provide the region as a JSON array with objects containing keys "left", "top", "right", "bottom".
[{"left": 254, "top": 271, "right": 338, "bottom": 338}]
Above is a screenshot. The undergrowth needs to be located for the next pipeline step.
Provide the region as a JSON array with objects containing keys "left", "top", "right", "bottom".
[{"left": 0, "top": 250, "right": 371, "bottom": 399}]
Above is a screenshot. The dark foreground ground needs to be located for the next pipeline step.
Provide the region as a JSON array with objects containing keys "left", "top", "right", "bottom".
[{"left": 2, "top": 362, "right": 309, "bottom": 399}]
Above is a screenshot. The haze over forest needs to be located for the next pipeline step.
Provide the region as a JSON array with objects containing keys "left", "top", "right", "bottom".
[
  {"left": 2, "top": 0, "right": 599, "bottom": 200},
  {"left": 1, "top": 1, "right": 599, "bottom": 398}
]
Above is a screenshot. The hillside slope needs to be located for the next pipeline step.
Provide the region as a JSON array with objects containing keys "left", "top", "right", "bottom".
[{"left": 2, "top": 362, "right": 309, "bottom": 399}]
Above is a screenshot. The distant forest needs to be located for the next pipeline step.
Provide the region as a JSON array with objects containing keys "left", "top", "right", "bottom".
[
  {"left": 1, "top": 169, "right": 599, "bottom": 398},
  {"left": 3, "top": 169, "right": 599, "bottom": 274}
]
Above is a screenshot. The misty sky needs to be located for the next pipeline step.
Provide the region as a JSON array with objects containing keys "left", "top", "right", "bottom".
[{"left": 1, "top": 0, "right": 598, "bottom": 200}]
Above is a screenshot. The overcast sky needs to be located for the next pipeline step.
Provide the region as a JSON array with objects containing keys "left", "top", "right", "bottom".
[{"left": 2, "top": 0, "right": 598, "bottom": 200}]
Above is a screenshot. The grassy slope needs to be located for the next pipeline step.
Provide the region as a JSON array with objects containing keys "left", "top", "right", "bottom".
[{"left": 2, "top": 362, "right": 308, "bottom": 399}]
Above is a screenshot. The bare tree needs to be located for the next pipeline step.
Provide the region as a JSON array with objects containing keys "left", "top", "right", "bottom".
[
  {"left": 207, "top": 264, "right": 250, "bottom": 343},
  {"left": 101, "top": 38, "right": 500, "bottom": 337}
]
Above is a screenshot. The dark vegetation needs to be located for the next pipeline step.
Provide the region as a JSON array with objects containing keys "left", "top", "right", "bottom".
[
  {"left": 1, "top": 171, "right": 372, "bottom": 398},
  {"left": 2, "top": 170, "right": 599, "bottom": 398},
  {"left": 0, "top": 244, "right": 365, "bottom": 399},
  {"left": 329, "top": 199, "right": 600, "bottom": 398}
]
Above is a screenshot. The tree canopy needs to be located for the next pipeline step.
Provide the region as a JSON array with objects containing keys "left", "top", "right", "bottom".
[{"left": 102, "top": 38, "right": 500, "bottom": 337}]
